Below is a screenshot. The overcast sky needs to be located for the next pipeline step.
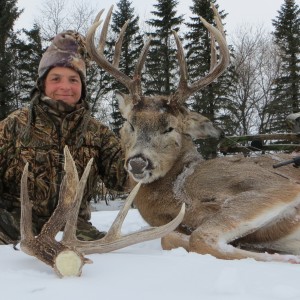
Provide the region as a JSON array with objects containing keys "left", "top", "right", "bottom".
[{"left": 15, "top": 0, "right": 299, "bottom": 36}]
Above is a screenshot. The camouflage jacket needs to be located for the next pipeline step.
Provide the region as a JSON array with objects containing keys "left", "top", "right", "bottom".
[{"left": 0, "top": 94, "right": 127, "bottom": 230}]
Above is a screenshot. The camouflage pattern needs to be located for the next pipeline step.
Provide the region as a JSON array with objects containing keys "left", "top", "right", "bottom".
[
  {"left": 0, "top": 208, "right": 20, "bottom": 244},
  {"left": 0, "top": 95, "right": 127, "bottom": 245},
  {"left": 38, "top": 30, "right": 88, "bottom": 80}
]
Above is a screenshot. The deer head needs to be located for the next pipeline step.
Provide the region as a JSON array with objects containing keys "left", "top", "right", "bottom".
[{"left": 86, "top": 4, "right": 229, "bottom": 184}]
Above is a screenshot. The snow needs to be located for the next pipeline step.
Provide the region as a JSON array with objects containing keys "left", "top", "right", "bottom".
[{"left": 1, "top": 201, "right": 300, "bottom": 300}]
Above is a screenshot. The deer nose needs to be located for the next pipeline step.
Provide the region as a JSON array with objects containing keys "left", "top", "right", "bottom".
[{"left": 127, "top": 156, "right": 148, "bottom": 174}]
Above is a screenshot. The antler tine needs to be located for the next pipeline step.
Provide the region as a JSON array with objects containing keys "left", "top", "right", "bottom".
[
  {"left": 172, "top": 30, "right": 189, "bottom": 95},
  {"left": 211, "top": 3, "right": 226, "bottom": 39},
  {"left": 171, "top": 3, "right": 230, "bottom": 105},
  {"left": 63, "top": 179, "right": 185, "bottom": 255},
  {"left": 113, "top": 19, "right": 130, "bottom": 67},
  {"left": 41, "top": 145, "right": 83, "bottom": 239},
  {"left": 194, "top": 4, "right": 230, "bottom": 86},
  {"left": 86, "top": 6, "right": 145, "bottom": 104},
  {"left": 98, "top": 5, "right": 129, "bottom": 68},
  {"left": 62, "top": 154, "right": 94, "bottom": 242},
  {"left": 209, "top": 3, "right": 225, "bottom": 71},
  {"left": 20, "top": 163, "right": 34, "bottom": 243},
  {"left": 64, "top": 183, "right": 143, "bottom": 252},
  {"left": 98, "top": 7, "right": 111, "bottom": 53},
  {"left": 86, "top": 7, "right": 132, "bottom": 88},
  {"left": 133, "top": 36, "right": 152, "bottom": 79},
  {"left": 209, "top": 33, "right": 217, "bottom": 72},
  {"left": 113, "top": 17, "right": 152, "bottom": 102},
  {"left": 104, "top": 182, "right": 142, "bottom": 239},
  {"left": 19, "top": 148, "right": 89, "bottom": 278}
]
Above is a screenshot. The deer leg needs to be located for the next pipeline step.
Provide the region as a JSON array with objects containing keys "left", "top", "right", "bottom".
[
  {"left": 189, "top": 228, "right": 300, "bottom": 263},
  {"left": 189, "top": 202, "right": 300, "bottom": 263},
  {"left": 161, "top": 232, "right": 190, "bottom": 251},
  {"left": 240, "top": 211, "right": 300, "bottom": 255}
]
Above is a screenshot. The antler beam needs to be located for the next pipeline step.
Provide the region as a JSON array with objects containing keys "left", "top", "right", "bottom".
[
  {"left": 171, "top": 3, "right": 230, "bottom": 104},
  {"left": 63, "top": 181, "right": 185, "bottom": 255}
]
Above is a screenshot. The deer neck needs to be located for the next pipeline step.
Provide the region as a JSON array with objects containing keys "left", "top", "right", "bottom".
[
  {"left": 170, "top": 137, "right": 201, "bottom": 206},
  {"left": 147, "top": 136, "right": 201, "bottom": 188},
  {"left": 174, "top": 136, "right": 202, "bottom": 175},
  {"left": 135, "top": 136, "right": 200, "bottom": 227}
]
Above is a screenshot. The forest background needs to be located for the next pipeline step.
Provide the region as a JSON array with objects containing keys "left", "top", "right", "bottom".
[{"left": 1, "top": 0, "right": 299, "bottom": 157}]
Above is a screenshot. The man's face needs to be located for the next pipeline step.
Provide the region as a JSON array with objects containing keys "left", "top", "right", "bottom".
[{"left": 44, "top": 67, "right": 82, "bottom": 106}]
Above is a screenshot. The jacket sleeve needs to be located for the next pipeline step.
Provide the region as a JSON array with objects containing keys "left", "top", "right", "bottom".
[
  {"left": 0, "top": 114, "right": 17, "bottom": 205},
  {"left": 97, "top": 126, "right": 128, "bottom": 192}
]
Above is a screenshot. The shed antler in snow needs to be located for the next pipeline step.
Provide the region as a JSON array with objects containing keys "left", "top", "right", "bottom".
[{"left": 20, "top": 146, "right": 185, "bottom": 277}]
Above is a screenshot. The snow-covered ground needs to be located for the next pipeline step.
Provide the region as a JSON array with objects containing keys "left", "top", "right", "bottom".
[{"left": 1, "top": 201, "right": 300, "bottom": 300}]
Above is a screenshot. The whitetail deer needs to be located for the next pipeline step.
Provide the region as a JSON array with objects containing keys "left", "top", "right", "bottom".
[
  {"left": 86, "top": 4, "right": 300, "bottom": 263},
  {"left": 20, "top": 146, "right": 185, "bottom": 277}
]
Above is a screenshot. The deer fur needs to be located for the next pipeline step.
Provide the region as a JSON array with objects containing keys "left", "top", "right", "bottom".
[{"left": 118, "top": 93, "right": 300, "bottom": 263}]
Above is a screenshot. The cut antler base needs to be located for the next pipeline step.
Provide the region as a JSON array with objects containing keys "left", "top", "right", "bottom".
[
  {"left": 54, "top": 250, "right": 87, "bottom": 277},
  {"left": 21, "top": 234, "right": 88, "bottom": 278}
]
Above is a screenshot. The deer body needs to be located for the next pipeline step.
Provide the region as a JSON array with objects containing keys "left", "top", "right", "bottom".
[
  {"left": 86, "top": 5, "right": 300, "bottom": 263},
  {"left": 135, "top": 154, "right": 300, "bottom": 259},
  {"left": 117, "top": 94, "right": 300, "bottom": 262}
]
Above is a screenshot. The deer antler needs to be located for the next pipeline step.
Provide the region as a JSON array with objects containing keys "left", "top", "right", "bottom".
[
  {"left": 20, "top": 148, "right": 91, "bottom": 278},
  {"left": 86, "top": 4, "right": 229, "bottom": 106},
  {"left": 62, "top": 180, "right": 185, "bottom": 255},
  {"left": 86, "top": 5, "right": 152, "bottom": 104},
  {"left": 20, "top": 146, "right": 185, "bottom": 277},
  {"left": 170, "top": 3, "right": 230, "bottom": 104}
]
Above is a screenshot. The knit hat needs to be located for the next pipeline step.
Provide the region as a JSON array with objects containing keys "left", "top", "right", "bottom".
[{"left": 38, "top": 30, "right": 89, "bottom": 99}]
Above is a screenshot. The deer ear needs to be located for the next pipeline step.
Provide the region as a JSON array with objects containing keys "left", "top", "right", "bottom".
[
  {"left": 116, "top": 91, "right": 134, "bottom": 119},
  {"left": 182, "top": 111, "right": 222, "bottom": 140}
]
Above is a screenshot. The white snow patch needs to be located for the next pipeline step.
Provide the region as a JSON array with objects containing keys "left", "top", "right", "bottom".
[{"left": 1, "top": 208, "right": 300, "bottom": 300}]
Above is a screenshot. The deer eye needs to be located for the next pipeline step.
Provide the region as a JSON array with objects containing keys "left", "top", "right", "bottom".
[
  {"left": 128, "top": 122, "right": 134, "bottom": 132},
  {"left": 163, "top": 127, "right": 174, "bottom": 134}
]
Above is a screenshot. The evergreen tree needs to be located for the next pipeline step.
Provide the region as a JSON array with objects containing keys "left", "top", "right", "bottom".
[
  {"left": 85, "top": 60, "right": 112, "bottom": 121},
  {"left": 109, "top": 0, "right": 144, "bottom": 134},
  {"left": 12, "top": 24, "right": 44, "bottom": 104},
  {"left": 184, "top": 0, "right": 236, "bottom": 157},
  {"left": 269, "top": 0, "right": 300, "bottom": 132},
  {"left": 145, "top": 0, "right": 184, "bottom": 95},
  {"left": 85, "top": 38, "right": 114, "bottom": 123},
  {"left": 0, "top": 0, "right": 22, "bottom": 120}
]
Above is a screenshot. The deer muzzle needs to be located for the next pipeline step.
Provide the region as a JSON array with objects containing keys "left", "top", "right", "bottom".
[{"left": 127, "top": 156, "right": 152, "bottom": 180}]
